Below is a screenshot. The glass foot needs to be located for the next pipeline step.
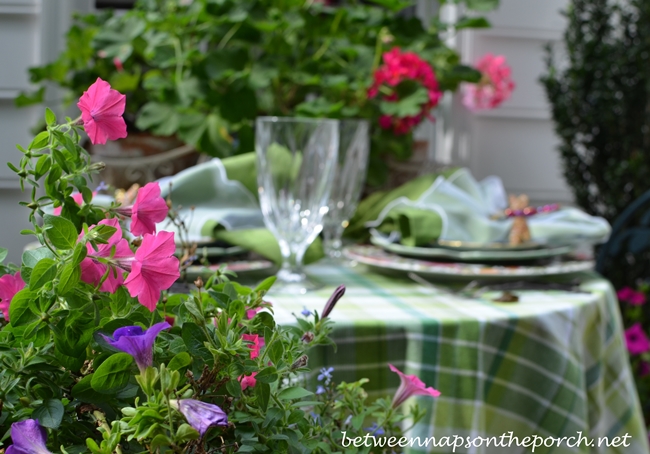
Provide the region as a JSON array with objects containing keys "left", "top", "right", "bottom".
[{"left": 271, "top": 269, "right": 323, "bottom": 294}]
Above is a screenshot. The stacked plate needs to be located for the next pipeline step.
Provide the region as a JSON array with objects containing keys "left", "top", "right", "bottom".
[{"left": 345, "top": 237, "right": 594, "bottom": 281}]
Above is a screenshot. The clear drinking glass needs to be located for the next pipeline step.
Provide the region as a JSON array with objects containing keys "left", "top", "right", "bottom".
[
  {"left": 322, "top": 120, "right": 370, "bottom": 260},
  {"left": 256, "top": 117, "right": 339, "bottom": 293}
]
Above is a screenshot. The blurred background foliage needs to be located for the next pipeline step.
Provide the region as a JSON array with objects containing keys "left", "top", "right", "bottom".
[{"left": 18, "top": 0, "right": 498, "bottom": 187}]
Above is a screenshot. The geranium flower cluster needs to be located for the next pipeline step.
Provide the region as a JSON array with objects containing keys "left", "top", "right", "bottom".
[
  {"left": 368, "top": 47, "right": 442, "bottom": 135},
  {"left": 461, "top": 53, "right": 515, "bottom": 111}
]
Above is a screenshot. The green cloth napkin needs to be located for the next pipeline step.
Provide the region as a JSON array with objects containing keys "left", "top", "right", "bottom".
[
  {"left": 213, "top": 228, "right": 324, "bottom": 265},
  {"left": 375, "top": 206, "right": 443, "bottom": 247},
  {"left": 345, "top": 168, "right": 458, "bottom": 241}
]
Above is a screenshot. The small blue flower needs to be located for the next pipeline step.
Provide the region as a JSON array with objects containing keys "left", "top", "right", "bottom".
[
  {"left": 344, "top": 414, "right": 352, "bottom": 425},
  {"left": 317, "top": 367, "right": 334, "bottom": 383},
  {"left": 95, "top": 181, "right": 109, "bottom": 192},
  {"left": 316, "top": 385, "right": 326, "bottom": 395},
  {"left": 301, "top": 307, "right": 311, "bottom": 317},
  {"left": 365, "top": 422, "right": 385, "bottom": 436},
  {"left": 310, "top": 411, "right": 321, "bottom": 424}
]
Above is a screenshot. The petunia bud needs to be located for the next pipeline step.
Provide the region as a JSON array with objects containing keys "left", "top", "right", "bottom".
[
  {"left": 291, "top": 355, "right": 308, "bottom": 370},
  {"left": 170, "top": 399, "right": 228, "bottom": 437},
  {"left": 301, "top": 332, "right": 314, "bottom": 343},
  {"left": 321, "top": 285, "right": 345, "bottom": 319},
  {"left": 194, "top": 276, "right": 203, "bottom": 289}
]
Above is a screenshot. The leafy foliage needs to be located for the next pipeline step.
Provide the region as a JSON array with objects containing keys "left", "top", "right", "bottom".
[
  {"left": 541, "top": 0, "right": 650, "bottom": 224},
  {"left": 19, "top": 0, "right": 496, "bottom": 186},
  {"left": 0, "top": 104, "right": 428, "bottom": 452}
]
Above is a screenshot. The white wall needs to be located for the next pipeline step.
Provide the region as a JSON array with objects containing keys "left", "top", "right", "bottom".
[
  {"left": 0, "top": 0, "right": 94, "bottom": 264},
  {"left": 454, "top": 0, "right": 573, "bottom": 205}
]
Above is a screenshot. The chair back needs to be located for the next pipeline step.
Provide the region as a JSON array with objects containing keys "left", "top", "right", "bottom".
[{"left": 596, "top": 189, "right": 650, "bottom": 288}]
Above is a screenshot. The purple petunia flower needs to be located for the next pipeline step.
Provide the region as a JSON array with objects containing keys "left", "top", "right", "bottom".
[
  {"left": 100, "top": 321, "right": 171, "bottom": 374},
  {"left": 6, "top": 419, "right": 52, "bottom": 454},
  {"left": 171, "top": 399, "right": 228, "bottom": 437}
]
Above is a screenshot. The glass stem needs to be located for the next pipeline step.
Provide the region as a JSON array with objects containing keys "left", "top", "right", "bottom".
[
  {"left": 278, "top": 240, "right": 306, "bottom": 282},
  {"left": 322, "top": 224, "right": 344, "bottom": 259}
]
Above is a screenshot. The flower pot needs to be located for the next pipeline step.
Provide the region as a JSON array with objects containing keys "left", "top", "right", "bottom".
[{"left": 90, "top": 133, "right": 200, "bottom": 188}]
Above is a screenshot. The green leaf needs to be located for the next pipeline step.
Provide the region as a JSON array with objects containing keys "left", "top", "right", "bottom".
[
  {"left": 254, "top": 366, "right": 278, "bottom": 384},
  {"left": 465, "top": 0, "right": 499, "bottom": 11},
  {"left": 150, "top": 434, "right": 174, "bottom": 451},
  {"left": 14, "top": 87, "right": 44, "bottom": 107},
  {"left": 34, "top": 155, "right": 51, "bottom": 180},
  {"left": 254, "top": 276, "right": 276, "bottom": 293},
  {"left": 0, "top": 248, "right": 7, "bottom": 263},
  {"left": 72, "top": 375, "right": 109, "bottom": 404},
  {"left": 72, "top": 242, "right": 87, "bottom": 266},
  {"left": 226, "top": 378, "right": 241, "bottom": 397},
  {"left": 44, "top": 108, "right": 56, "bottom": 126},
  {"left": 8, "top": 289, "right": 38, "bottom": 327},
  {"left": 455, "top": 16, "right": 491, "bottom": 29},
  {"left": 167, "top": 352, "right": 192, "bottom": 371},
  {"left": 175, "top": 423, "right": 199, "bottom": 442},
  {"left": 255, "top": 382, "right": 270, "bottom": 412},
  {"left": 29, "top": 258, "right": 57, "bottom": 290},
  {"left": 278, "top": 386, "right": 313, "bottom": 401},
  {"left": 29, "top": 131, "right": 50, "bottom": 150},
  {"left": 32, "top": 398, "right": 64, "bottom": 429},
  {"left": 58, "top": 263, "right": 80, "bottom": 295},
  {"left": 22, "top": 246, "right": 55, "bottom": 268},
  {"left": 43, "top": 214, "right": 78, "bottom": 250},
  {"left": 91, "top": 353, "right": 134, "bottom": 394}
]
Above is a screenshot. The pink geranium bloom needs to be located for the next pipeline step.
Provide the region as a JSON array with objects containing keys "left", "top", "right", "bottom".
[
  {"left": 389, "top": 364, "right": 440, "bottom": 408},
  {"left": 625, "top": 323, "right": 650, "bottom": 355},
  {"left": 462, "top": 53, "right": 515, "bottom": 111},
  {"left": 242, "top": 334, "right": 261, "bottom": 359},
  {"left": 80, "top": 218, "right": 134, "bottom": 293},
  {"left": 77, "top": 77, "right": 127, "bottom": 145},
  {"left": 368, "top": 47, "right": 442, "bottom": 135},
  {"left": 123, "top": 231, "right": 180, "bottom": 311},
  {"left": 116, "top": 182, "right": 168, "bottom": 236},
  {"left": 239, "top": 372, "right": 258, "bottom": 390},
  {"left": 617, "top": 287, "right": 646, "bottom": 305},
  {"left": 0, "top": 272, "right": 25, "bottom": 321}
]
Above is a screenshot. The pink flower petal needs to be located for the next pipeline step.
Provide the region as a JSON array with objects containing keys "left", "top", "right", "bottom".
[
  {"left": 130, "top": 182, "right": 169, "bottom": 236},
  {"left": 0, "top": 272, "right": 25, "bottom": 321},
  {"left": 77, "top": 77, "right": 128, "bottom": 145},
  {"left": 389, "top": 363, "right": 440, "bottom": 408}
]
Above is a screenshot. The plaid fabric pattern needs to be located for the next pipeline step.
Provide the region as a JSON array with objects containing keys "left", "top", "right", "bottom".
[{"left": 266, "top": 265, "right": 649, "bottom": 454}]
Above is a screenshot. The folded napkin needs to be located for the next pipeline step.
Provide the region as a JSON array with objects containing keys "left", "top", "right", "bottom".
[
  {"left": 157, "top": 153, "right": 323, "bottom": 264},
  {"left": 365, "top": 168, "right": 611, "bottom": 247}
]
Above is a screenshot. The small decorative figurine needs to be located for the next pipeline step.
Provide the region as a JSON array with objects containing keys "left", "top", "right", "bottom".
[{"left": 507, "top": 194, "right": 532, "bottom": 246}]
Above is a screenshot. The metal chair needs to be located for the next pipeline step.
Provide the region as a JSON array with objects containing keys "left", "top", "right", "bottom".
[{"left": 595, "top": 189, "right": 650, "bottom": 288}]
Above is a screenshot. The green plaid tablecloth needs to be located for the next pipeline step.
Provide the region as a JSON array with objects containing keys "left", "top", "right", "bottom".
[{"left": 265, "top": 264, "right": 649, "bottom": 454}]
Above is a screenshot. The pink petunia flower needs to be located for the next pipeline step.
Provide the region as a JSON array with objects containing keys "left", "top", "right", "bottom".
[
  {"left": 625, "top": 323, "right": 650, "bottom": 355},
  {"left": 53, "top": 191, "right": 98, "bottom": 216},
  {"left": 461, "top": 53, "right": 515, "bottom": 111},
  {"left": 388, "top": 363, "right": 440, "bottom": 408},
  {"left": 77, "top": 77, "right": 128, "bottom": 145},
  {"left": 79, "top": 218, "right": 134, "bottom": 293},
  {"left": 242, "top": 333, "right": 261, "bottom": 359},
  {"left": 116, "top": 182, "right": 169, "bottom": 236},
  {"left": 617, "top": 287, "right": 646, "bottom": 305},
  {"left": 239, "top": 372, "right": 258, "bottom": 390},
  {"left": 123, "top": 231, "right": 180, "bottom": 311},
  {"left": 0, "top": 272, "right": 25, "bottom": 321}
]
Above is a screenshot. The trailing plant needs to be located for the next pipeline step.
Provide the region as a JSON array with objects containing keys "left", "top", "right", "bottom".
[{"left": 0, "top": 78, "right": 440, "bottom": 453}]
